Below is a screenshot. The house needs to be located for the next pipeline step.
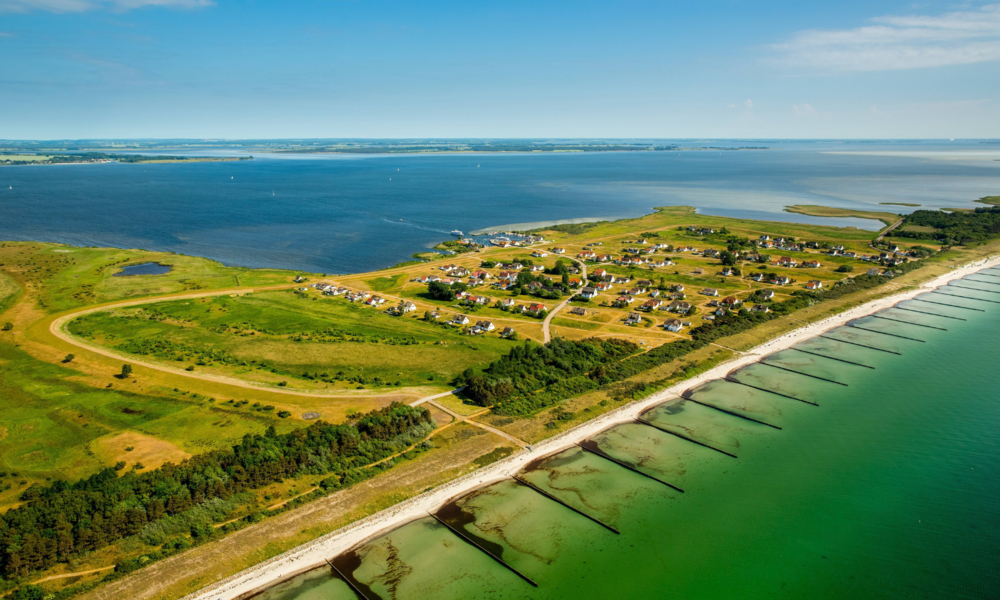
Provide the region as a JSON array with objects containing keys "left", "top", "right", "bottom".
[
  {"left": 531, "top": 251, "right": 548, "bottom": 258},
  {"left": 760, "top": 289, "right": 775, "bottom": 300},
  {"left": 615, "top": 295, "right": 635, "bottom": 306},
  {"left": 649, "top": 289, "right": 661, "bottom": 298},
  {"left": 569, "top": 307, "right": 588, "bottom": 316},
  {"left": 471, "top": 270, "right": 492, "bottom": 280},
  {"left": 595, "top": 282, "right": 613, "bottom": 292},
  {"left": 500, "top": 298, "right": 516, "bottom": 310},
  {"left": 667, "top": 301, "right": 692, "bottom": 314},
  {"left": 701, "top": 288, "right": 719, "bottom": 296},
  {"left": 721, "top": 296, "right": 742, "bottom": 307},
  {"left": 627, "top": 286, "right": 648, "bottom": 295},
  {"left": 721, "top": 268, "right": 734, "bottom": 277},
  {"left": 500, "top": 327, "right": 516, "bottom": 338},
  {"left": 593, "top": 268, "right": 608, "bottom": 278},
  {"left": 568, "top": 278, "right": 583, "bottom": 287},
  {"left": 398, "top": 301, "right": 417, "bottom": 313},
  {"left": 475, "top": 320, "right": 496, "bottom": 332},
  {"left": 803, "top": 260, "right": 822, "bottom": 268},
  {"left": 579, "top": 286, "right": 599, "bottom": 299},
  {"left": 715, "top": 307, "right": 728, "bottom": 316},
  {"left": 806, "top": 280, "right": 823, "bottom": 290},
  {"left": 759, "top": 235, "right": 771, "bottom": 241},
  {"left": 673, "top": 284, "right": 685, "bottom": 292},
  {"left": 366, "top": 296, "right": 386, "bottom": 306},
  {"left": 530, "top": 264, "right": 545, "bottom": 272},
  {"left": 450, "top": 267, "right": 470, "bottom": 277},
  {"left": 528, "top": 303, "right": 548, "bottom": 315},
  {"left": 451, "top": 315, "right": 470, "bottom": 326},
  {"left": 751, "top": 304, "right": 771, "bottom": 313},
  {"left": 551, "top": 247, "right": 566, "bottom": 254},
  {"left": 641, "top": 298, "right": 663, "bottom": 311},
  {"left": 596, "top": 254, "right": 614, "bottom": 262},
  {"left": 624, "top": 312, "right": 643, "bottom": 325},
  {"left": 867, "top": 268, "right": 883, "bottom": 276},
  {"left": 775, "top": 276, "right": 792, "bottom": 286},
  {"left": 693, "top": 268, "right": 705, "bottom": 275},
  {"left": 750, "top": 273, "right": 766, "bottom": 282},
  {"left": 774, "top": 256, "right": 798, "bottom": 267},
  {"left": 440, "top": 264, "right": 458, "bottom": 272},
  {"left": 465, "top": 294, "right": 490, "bottom": 305},
  {"left": 663, "top": 319, "right": 684, "bottom": 333}
]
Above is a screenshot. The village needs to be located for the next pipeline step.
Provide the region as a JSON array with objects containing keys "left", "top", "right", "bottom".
[{"left": 301, "top": 213, "right": 931, "bottom": 350}]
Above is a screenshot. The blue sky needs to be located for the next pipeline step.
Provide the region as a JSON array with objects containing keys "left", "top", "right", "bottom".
[{"left": 2, "top": 0, "right": 999, "bottom": 139}]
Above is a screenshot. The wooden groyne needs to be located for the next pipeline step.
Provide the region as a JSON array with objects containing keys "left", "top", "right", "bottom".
[
  {"left": 788, "top": 347, "right": 875, "bottom": 369},
  {"left": 724, "top": 376, "right": 819, "bottom": 406},
  {"left": 684, "top": 397, "right": 783, "bottom": 430},
  {"left": 324, "top": 559, "right": 370, "bottom": 600},
  {"left": 911, "top": 297, "right": 984, "bottom": 312},
  {"left": 511, "top": 476, "right": 620, "bottom": 534},
  {"left": 758, "top": 360, "right": 849, "bottom": 386},
  {"left": 576, "top": 441, "right": 685, "bottom": 493},
  {"left": 634, "top": 416, "right": 738, "bottom": 459},
  {"left": 892, "top": 307, "right": 965, "bottom": 321},
  {"left": 817, "top": 334, "right": 902, "bottom": 354},
  {"left": 427, "top": 513, "right": 538, "bottom": 588},
  {"left": 871, "top": 315, "right": 947, "bottom": 331},
  {"left": 847, "top": 324, "right": 926, "bottom": 342},
  {"left": 932, "top": 291, "right": 1000, "bottom": 304},
  {"left": 950, "top": 284, "right": 1000, "bottom": 295}
]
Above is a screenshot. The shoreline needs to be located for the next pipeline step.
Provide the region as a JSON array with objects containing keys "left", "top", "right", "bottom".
[{"left": 185, "top": 252, "right": 1000, "bottom": 600}]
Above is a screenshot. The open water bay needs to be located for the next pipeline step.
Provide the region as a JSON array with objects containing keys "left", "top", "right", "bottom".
[
  {"left": 259, "top": 271, "right": 1000, "bottom": 600},
  {"left": 1, "top": 141, "right": 999, "bottom": 274}
]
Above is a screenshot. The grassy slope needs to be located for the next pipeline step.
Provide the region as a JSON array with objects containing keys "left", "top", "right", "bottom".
[{"left": 975, "top": 196, "right": 1000, "bottom": 206}]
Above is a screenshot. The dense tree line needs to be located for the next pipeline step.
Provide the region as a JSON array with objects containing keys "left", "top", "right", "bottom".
[
  {"left": 0, "top": 404, "right": 432, "bottom": 578},
  {"left": 894, "top": 206, "right": 1000, "bottom": 245},
  {"left": 459, "top": 337, "right": 639, "bottom": 414}
]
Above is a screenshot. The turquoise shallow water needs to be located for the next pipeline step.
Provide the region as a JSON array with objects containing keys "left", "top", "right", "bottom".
[{"left": 257, "top": 273, "right": 1000, "bottom": 600}]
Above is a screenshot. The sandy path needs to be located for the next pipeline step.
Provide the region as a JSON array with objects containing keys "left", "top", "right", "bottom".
[
  {"left": 542, "top": 258, "right": 587, "bottom": 342},
  {"left": 184, "top": 254, "right": 1000, "bottom": 600}
]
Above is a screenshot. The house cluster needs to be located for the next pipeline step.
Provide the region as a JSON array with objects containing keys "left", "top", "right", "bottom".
[
  {"left": 756, "top": 236, "right": 806, "bottom": 252},
  {"left": 686, "top": 226, "right": 716, "bottom": 235},
  {"left": 498, "top": 298, "right": 548, "bottom": 316}
]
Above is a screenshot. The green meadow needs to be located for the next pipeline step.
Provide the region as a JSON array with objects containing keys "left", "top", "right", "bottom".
[{"left": 68, "top": 289, "right": 515, "bottom": 388}]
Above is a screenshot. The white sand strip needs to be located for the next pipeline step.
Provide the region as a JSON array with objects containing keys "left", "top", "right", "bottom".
[{"left": 187, "top": 255, "right": 1000, "bottom": 600}]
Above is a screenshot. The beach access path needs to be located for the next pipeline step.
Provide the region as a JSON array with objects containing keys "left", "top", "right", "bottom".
[
  {"left": 542, "top": 258, "right": 587, "bottom": 343},
  {"left": 183, "top": 253, "right": 1000, "bottom": 600}
]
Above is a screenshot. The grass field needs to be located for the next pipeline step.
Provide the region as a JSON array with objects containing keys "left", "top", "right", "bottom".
[
  {"left": 783, "top": 205, "right": 900, "bottom": 227},
  {"left": 67, "top": 289, "right": 514, "bottom": 389}
]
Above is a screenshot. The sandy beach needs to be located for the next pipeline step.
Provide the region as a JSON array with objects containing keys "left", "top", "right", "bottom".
[{"left": 185, "top": 254, "right": 1000, "bottom": 600}]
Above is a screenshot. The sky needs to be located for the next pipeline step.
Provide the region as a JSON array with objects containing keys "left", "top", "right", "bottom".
[{"left": 1, "top": 0, "right": 999, "bottom": 139}]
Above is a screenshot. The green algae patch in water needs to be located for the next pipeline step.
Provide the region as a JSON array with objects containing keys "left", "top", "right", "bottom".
[
  {"left": 640, "top": 398, "right": 773, "bottom": 457},
  {"left": 758, "top": 349, "right": 861, "bottom": 387},
  {"left": 249, "top": 565, "right": 357, "bottom": 600},
  {"left": 820, "top": 325, "right": 903, "bottom": 354},
  {"left": 518, "top": 447, "right": 662, "bottom": 530},
  {"left": 726, "top": 363, "right": 828, "bottom": 405},
  {"left": 588, "top": 422, "right": 723, "bottom": 489},
  {"left": 684, "top": 378, "right": 815, "bottom": 428},
  {"left": 336, "top": 517, "right": 519, "bottom": 600},
  {"left": 437, "top": 479, "right": 602, "bottom": 582}
]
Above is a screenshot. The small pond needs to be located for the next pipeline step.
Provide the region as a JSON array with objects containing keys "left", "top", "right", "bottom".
[{"left": 113, "top": 263, "right": 172, "bottom": 277}]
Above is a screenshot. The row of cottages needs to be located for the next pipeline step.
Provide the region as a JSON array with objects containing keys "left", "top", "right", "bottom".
[
  {"left": 749, "top": 273, "right": 792, "bottom": 285},
  {"left": 577, "top": 250, "right": 597, "bottom": 260},
  {"left": 498, "top": 298, "right": 546, "bottom": 315},
  {"left": 687, "top": 226, "right": 716, "bottom": 235},
  {"left": 618, "top": 256, "right": 647, "bottom": 267},
  {"left": 346, "top": 290, "right": 371, "bottom": 302}
]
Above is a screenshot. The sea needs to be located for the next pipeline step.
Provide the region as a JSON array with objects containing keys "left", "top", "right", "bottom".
[
  {"left": 255, "top": 271, "right": 1000, "bottom": 600},
  {"left": 1, "top": 140, "right": 999, "bottom": 274}
]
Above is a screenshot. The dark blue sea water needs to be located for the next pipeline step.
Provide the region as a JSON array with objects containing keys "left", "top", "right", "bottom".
[{"left": 1, "top": 141, "right": 998, "bottom": 273}]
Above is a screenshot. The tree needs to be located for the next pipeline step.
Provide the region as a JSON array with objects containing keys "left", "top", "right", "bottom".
[
  {"left": 63, "top": 354, "right": 75, "bottom": 363},
  {"left": 120, "top": 364, "right": 133, "bottom": 379},
  {"left": 720, "top": 251, "right": 737, "bottom": 266},
  {"left": 9, "top": 585, "right": 44, "bottom": 600},
  {"left": 1, "top": 322, "right": 12, "bottom": 331},
  {"left": 836, "top": 265, "right": 854, "bottom": 273}
]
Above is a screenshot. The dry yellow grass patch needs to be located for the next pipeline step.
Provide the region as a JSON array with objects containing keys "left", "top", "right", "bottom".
[{"left": 92, "top": 432, "right": 191, "bottom": 472}]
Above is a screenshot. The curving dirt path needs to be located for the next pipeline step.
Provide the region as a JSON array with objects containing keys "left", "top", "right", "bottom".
[{"left": 542, "top": 258, "right": 587, "bottom": 342}]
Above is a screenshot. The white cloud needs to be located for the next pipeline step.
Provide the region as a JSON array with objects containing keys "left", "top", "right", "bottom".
[
  {"left": 0, "top": 0, "right": 212, "bottom": 13},
  {"left": 744, "top": 99, "right": 753, "bottom": 110},
  {"left": 769, "top": 4, "right": 1000, "bottom": 71},
  {"left": 792, "top": 103, "right": 817, "bottom": 116},
  {"left": 727, "top": 103, "right": 737, "bottom": 110}
]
